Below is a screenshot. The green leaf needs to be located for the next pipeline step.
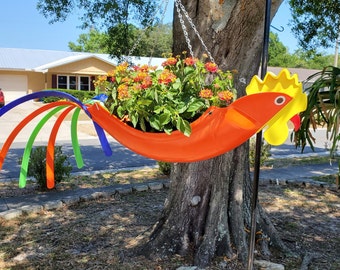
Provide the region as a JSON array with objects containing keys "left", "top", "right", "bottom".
[
  {"left": 172, "top": 79, "right": 182, "bottom": 90},
  {"left": 111, "top": 88, "right": 118, "bottom": 100},
  {"left": 184, "top": 66, "right": 195, "bottom": 75},
  {"left": 176, "top": 117, "right": 192, "bottom": 137},
  {"left": 137, "top": 99, "right": 153, "bottom": 106},
  {"left": 159, "top": 112, "right": 171, "bottom": 125},
  {"left": 177, "top": 102, "right": 188, "bottom": 114},
  {"left": 187, "top": 100, "right": 205, "bottom": 112},
  {"left": 153, "top": 105, "right": 163, "bottom": 114},
  {"left": 139, "top": 117, "right": 147, "bottom": 132},
  {"left": 130, "top": 111, "right": 139, "bottom": 127},
  {"left": 164, "top": 107, "right": 175, "bottom": 115},
  {"left": 166, "top": 92, "right": 175, "bottom": 101},
  {"left": 163, "top": 126, "right": 173, "bottom": 135},
  {"left": 117, "top": 106, "right": 125, "bottom": 118},
  {"left": 154, "top": 89, "right": 159, "bottom": 103},
  {"left": 149, "top": 115, "right": 161, "bottom": 130}
]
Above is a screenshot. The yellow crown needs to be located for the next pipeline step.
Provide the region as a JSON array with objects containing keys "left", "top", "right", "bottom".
[{"left": 246, "top": 69, "right": 307, "bottom": 145}]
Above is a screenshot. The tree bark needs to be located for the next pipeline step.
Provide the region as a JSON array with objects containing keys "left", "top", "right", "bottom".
[{"left": 142, "top": 0, "right": 286, "bottom": 267}]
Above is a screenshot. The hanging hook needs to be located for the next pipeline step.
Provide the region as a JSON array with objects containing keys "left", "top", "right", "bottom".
[{"left": 270, "top": 25, "right": 284, "bottom": 32}]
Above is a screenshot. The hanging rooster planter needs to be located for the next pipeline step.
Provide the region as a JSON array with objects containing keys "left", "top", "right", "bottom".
[{"left": 0, "top": 69, "right": 307, "bottom": 189}]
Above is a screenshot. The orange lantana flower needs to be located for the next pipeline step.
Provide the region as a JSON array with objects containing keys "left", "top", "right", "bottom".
[
  {"left": 162, "top": 57, "right": 177, "bottom": 67},
  {"left": 199, "top": 88, "right": 213, "bottom": 98},
  {"left": 205, "top": 62, "right": 218, "bottom": 73},
  {"left": 133, "top": 72, "right": 148, "bottom": 83},
  {"left": 158, "top": 69, "right": 177, "bottom": 85},
  {"left": 117, "top": 84, "right": 129, "bottom": 99},
  {"left": 218, "top": 90, "right": 234, "bottom": 102},
  {"left": 116, "top": 62, "right": 129, "bottom": 72},
  {"left": 184, "top": 57, "right": 198, "bottom": 66},
  {"left": 141, "top": 76, "right": 152, "bottom": 89}
]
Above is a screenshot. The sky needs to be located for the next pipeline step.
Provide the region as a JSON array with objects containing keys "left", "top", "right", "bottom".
[{"left": 0, "top": 0, "right": 335, "bottom": 54}]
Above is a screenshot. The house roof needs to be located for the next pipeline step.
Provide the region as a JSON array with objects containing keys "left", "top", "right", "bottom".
[
  {"left": 0, "top": 48, "right": 165, "bottom": 72},
  {"left": 33, "top": 54, "right": 115, "bottom": 72},
  {"left": 267, "top": 67, "right": 321, "bottom": 82},
  {"left": 0, "top": 48, "right": 321, "bottom": 82}
]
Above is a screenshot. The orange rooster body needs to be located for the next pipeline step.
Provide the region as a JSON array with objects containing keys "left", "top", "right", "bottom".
[{"left": 87, "top": 92, "right": 294, "bottom": 162}]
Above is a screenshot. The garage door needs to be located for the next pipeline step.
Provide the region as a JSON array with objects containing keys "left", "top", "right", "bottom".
[{"left": 0, "top": 75, "right": 27, "bottom": 102}]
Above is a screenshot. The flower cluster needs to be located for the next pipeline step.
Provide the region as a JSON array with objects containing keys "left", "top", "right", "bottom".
[{"left": 94, "top": 53, "right": 237, "bottom": 136}]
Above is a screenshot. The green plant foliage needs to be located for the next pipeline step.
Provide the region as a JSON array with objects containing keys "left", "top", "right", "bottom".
[
  {"left": 249, "top": 138, "right": 271, "bottom": 168},
  {"left": 37, "top": 0, "right": 158, "bottom": 58},
  {"left": 68, "top": 28, "right": 109, "bottom": 53},
  {"left": 294, "top": 66, "right": 340, "bottom": 175},
  {"left": 41, "top": 89, "right": 97, "bottom": 103},
  {"left": 294, "top": 66, "right": 340, "bottom": 155},
  {"left": 157, "top": 161, "right": 171, "bottom": 176},
  {"left": 289, "top": 0, "right": 340, "bottom": 51},
  {"left": 68, "top": 24, "right": 172, "bottom": 57},
  {"left": 268, "top": 32, "right": 291, "bottom": 67},
  {"left": 25, "top": 146, "right": 72, "bottom": 190},
  {"left": 268, "top": 32, "right": 333, "bottom": 69},
  {"left": 94, "top": 54, "right": 237, "bottom": 136}
]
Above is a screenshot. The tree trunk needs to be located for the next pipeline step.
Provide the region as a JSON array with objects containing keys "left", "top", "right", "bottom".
[{"left": 142, "top": 0, "right": 287, "bottom": 267}]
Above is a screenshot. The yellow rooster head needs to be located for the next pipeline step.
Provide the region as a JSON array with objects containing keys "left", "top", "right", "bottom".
[{"left": 246, "top": 69, "right": 307, "bottom": 145}]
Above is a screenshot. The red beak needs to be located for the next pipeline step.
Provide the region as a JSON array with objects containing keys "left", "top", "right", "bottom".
[{"left": 290, "top": 114, "right": 301, "bottom": 131}]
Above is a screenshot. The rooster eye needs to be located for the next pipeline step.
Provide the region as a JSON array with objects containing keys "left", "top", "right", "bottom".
[{"left": 274, "top": 96, "right": 286, "bottom": 105}]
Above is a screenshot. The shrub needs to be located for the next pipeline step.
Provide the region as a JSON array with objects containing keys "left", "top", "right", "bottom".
[
  {"left": 157, "top": 161, "right": 171, "bottom": 176},
  {"left": 249, "top": 138, "right": 271, "bottom": 168},
  {"left": 26, "top": 146, "right": 72, "bottom": 190},
  {"left": 42, "top": 89, "right": 97, "bottom": 103}
]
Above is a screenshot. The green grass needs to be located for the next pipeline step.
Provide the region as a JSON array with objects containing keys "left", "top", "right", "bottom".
[
  {"left": 310, "top": 174, "right": 338, "bottom": 184},
  {"left": 265, "top": 155, "right": 334, "bottom": 168}
]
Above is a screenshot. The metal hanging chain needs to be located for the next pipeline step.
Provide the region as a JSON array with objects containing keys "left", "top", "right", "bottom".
[
  {"left": 127, "top": 0, "right": 170, "bottom": 59},
  {"left": 174, "top": 0, "right": 194, "bottom": 58},
  {"left": 175, "top": 0, "right": 215, "bottom": 63}
]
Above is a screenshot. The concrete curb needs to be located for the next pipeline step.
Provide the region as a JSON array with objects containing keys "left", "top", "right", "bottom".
[
  {"left": 1, "top": 175, "right": 338, "bottom": 221},
  {"left": 0, "top": 180, "right": 170, "bottom": 220}
]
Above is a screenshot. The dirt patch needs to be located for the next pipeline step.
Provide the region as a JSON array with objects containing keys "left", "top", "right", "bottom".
[
  {"left": 0, "top": 180, "right": 339, "bottom": 269},
  {"left": 259, "top": 184, "right": 339, "bottom": 269}
]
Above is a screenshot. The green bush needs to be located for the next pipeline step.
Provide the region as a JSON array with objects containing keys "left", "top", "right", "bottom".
[
  {"left": 157, "top": 161, "right": 171, "bottom": 176},
  {"left": 249, "top": 137, "right": 271, "bottom": 168},
  {"left": 25, "top": 146, "right": 72, "bottom": 190},
  {"left": 41, "top": 89, "right": 97, "bottom": 103}
]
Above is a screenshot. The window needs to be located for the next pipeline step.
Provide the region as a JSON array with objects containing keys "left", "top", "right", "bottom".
[
  {"left": 57, "top": 75, "right": 68, "bottom": 89},
  {"left": 80, "top": 76, "right": 90, "bottom": 91},
  {"left": 56, "top": 75, "right": 91, "bottom": 91},
  {"left": 69, "top": 76, "right": 77, "bottom": 90}
]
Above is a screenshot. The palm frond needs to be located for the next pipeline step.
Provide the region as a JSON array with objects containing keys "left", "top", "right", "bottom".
[{"left": 295, "top": 66, "right": 340, "bottom": 157}]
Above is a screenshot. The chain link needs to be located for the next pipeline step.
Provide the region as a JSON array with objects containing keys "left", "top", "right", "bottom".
[
  {"left": 128, "top": 0, "right": 215, "bottom": 63},
  {"left": 175, "top": 0, "right": 215, "bottom": 63},
  {"left": 174, "top": 0, "right": 194, "bottom": 58}
]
